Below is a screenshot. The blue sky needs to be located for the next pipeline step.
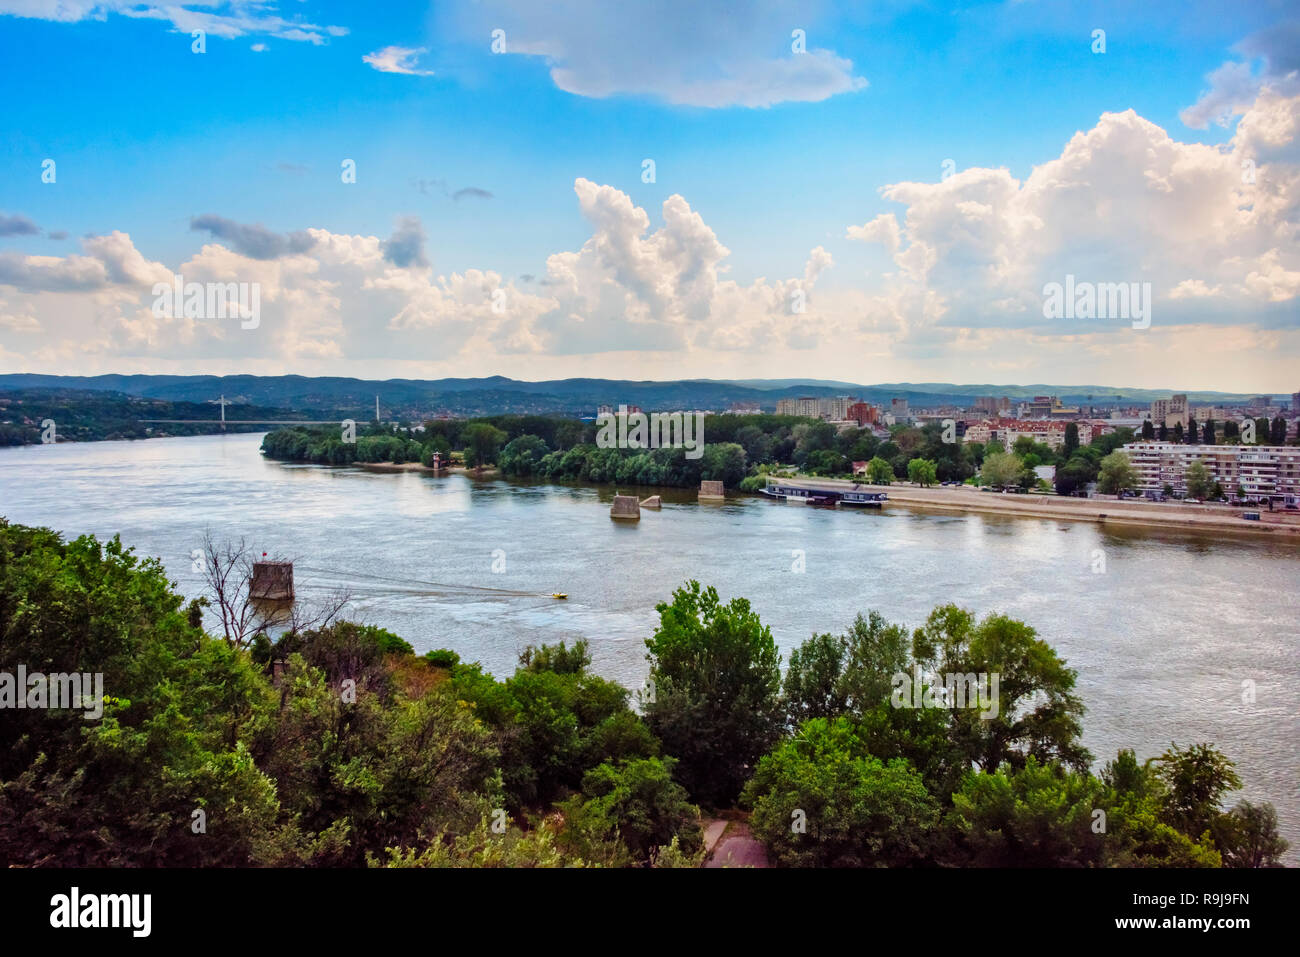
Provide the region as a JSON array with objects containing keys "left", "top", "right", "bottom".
[{"left": 1, "top": 1, "right": 1297, "bottom": 390}]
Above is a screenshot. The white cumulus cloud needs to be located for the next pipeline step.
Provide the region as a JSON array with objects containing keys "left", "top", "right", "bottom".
[{"left": 362, "top": 45, "right": 435, "bottom": 76}]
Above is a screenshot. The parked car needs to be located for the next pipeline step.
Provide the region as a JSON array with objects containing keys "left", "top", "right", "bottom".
[{"left": 1183, "top": 498, "right": 1200, "bottom": 504}]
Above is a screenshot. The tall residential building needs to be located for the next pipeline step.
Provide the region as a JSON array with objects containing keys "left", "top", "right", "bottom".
[
  {"left": 1123, "top": 442, "right": 1300, "bottom": 500},
  {"left": 974, "top": 396, "right": 1011, "bottom": 414},
  {"left": 846, "top": 401, "right": 879, "bottom": 426},
  {"left": 776, "top": 395, "right": 862, "bottom": 421},
  {"left": 1291, "top": 390, "right": 1299, "bottom": 413},
  {"left": 1198, "top": 407, "right": 1237, "bottom": 424},
  {"left": 1150, "top": 394, "right": 1189, "bottom": 429},
  {"left": 776, "top": 396, "right": 821, "bottom": 418},
  {"left": 817, "top": 395, "right": 856, "bottom": 421}
]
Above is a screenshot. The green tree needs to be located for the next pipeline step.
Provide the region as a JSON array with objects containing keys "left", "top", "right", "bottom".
[
  {"left": 781, "top": 611, "right": 912, "bottom": 725},
  {"left": 503, "top": 668, "right": 631, "bottom": 806},
  {"left": 743, "top": 717, "right": 939, "bottom": 867},
  {"left": 947, "top": 759, "right": 1106, "bottom": 867},
  {"left": 379, "top": 815, "right": 580, "bottom": 868},
  {"left": 1063, "top": 422, "right": 1080, "bottom": 458},
  {"left": 1141, "top": 419, "right": 1155, "bottom": 440},
  {"left": 1254, "top": 417, "right": 1270, "bottom": 445},
  {"left": 1270, "top": 415, "right": 1287, "bottom": 445},
  {"left": 782, "top": 631, "right": 848, "bottom": 725},
  {"left": 1098, "top": 749, "right": 1222, "bottom": 867},
  {"left": 1184, "top": 460, "right": 1212, "bottom": 499},
  {"left": 463, "top": 422, "right": 508, "bottom": 468},
  {"left": 701, "top": 442, "right": 748, "bottom": 487},
  {"left": 806, "top": 448, "right": 848, "bottom": 476},
  {"left": 1054, "top": 456, "right": 1095, "bottom": 496},
  {"left": 560, "top": 757, "right": 702, "bottom": 863},
  {"left": 448, "top": 641, "right": 655, "bottom": 810},
  {"left": 911, "top": 604, "right": 1091, "bottom": 772},
  {"left": 554, "top": 419, "right": 587, "bottom": 451},
  {"left": 980, "top": 451, "right": 1022, "bottom": 488},
  {"left": 1155, "top": 743, "right": 1241, "bottom": 840},
  {"left": 837, "top": 611, "right": 912, "bottom": 712},
  {"left": 866, "top": 456, "right": 895, "bottom": 485},
  {"left": 643, "top": 581, "right": 782, "bottom": 805},
  {"left": 1215, "top": 800, "right": 1290, "bottom": 867},
  {"left": 734, "top": 425, "right": 774, "bottom": 464},
  {"left": 0, "top": 523, "right": 289, "bottom": 867},
  {"left": 257, "top": 649, "right": 500, "bottom": 866},
  {"left": 907, "top": 458, "right": 938, "bottom": 486},
  {"left": 518, "top": 638, "right": 591, "bottom": 674},
  {"left": 497, "top": 434, "right": 551, "bottom": 476},
  {"left": 1097, "top": 450, "right": 1138, "bottom": 495}
]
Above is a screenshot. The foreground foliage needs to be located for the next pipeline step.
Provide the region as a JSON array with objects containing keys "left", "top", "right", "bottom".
[{"left": 0, "top": 521, "right": 1287, "bottom": 868}]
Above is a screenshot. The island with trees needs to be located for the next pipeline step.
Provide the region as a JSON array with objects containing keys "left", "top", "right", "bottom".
[{"left": 259, "top": 414, "right": 1150, "bottom": 498}]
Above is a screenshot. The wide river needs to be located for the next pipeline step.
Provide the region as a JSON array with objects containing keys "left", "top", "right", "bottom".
[{"left": 4, "top": 433, "right": 1297, "bottom": 861}]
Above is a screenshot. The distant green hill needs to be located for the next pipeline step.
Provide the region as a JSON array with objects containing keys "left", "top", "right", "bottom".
[
  {"left": 0, "top": 388, "right": 307, "bottom": 446},
  {"left": 0, "top": 373, "right": 1273, "bottom": 421}
]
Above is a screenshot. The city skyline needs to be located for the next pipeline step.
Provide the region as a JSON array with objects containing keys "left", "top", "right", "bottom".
[{"left": 1, "top": 1, "right": 1297, "bottom": 390}]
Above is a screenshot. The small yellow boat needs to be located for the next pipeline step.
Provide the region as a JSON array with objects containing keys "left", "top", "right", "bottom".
[{"left": 551, "top": 592, "right": 568, "bottom": 600}]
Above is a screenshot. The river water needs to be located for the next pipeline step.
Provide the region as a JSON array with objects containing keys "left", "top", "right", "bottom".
[{"left": 3, "top": 433, "right": 1297, "bottom": 861}]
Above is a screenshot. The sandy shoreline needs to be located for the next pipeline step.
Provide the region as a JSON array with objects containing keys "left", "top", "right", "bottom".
[
  {"left": 873, "top": 483, "right": 1300, "bottom": 538},
  {"left": 355, "top": 461, "right": 431, "bottom": 473},
  {"left": 354, "top": 461, "right": 500, "bottom": 479}
]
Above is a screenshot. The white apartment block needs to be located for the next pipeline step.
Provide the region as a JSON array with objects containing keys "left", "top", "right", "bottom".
[
  {"left": 776, "top": 395, "right": 859, "bottom": 421},
  {"left": 817, "top": 396, "right": 854, "bottom": 420},
  {"left": 1195, "top": 407, "right": 1245, "bottom": 423},
  {"left": 1123, "top": 442, "right": 1300, "bottom": 500},
  {"left": 776, "top": 396, "right": 821, "bottom": 417}
]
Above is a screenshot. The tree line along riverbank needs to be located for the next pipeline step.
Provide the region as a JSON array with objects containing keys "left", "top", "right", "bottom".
[{"left": 259, "top": 412, "right": 1149, "bottom": 493}]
